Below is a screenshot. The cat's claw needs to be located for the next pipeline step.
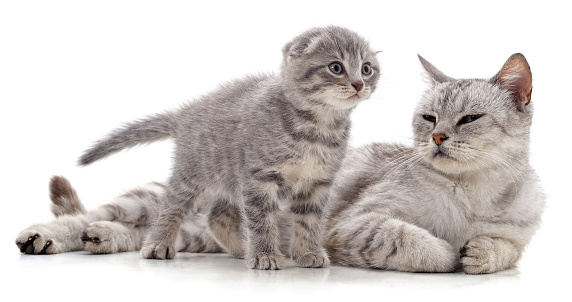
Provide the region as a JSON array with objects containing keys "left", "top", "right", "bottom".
[
  {"left": 15, "top": 231, "right": 55, "bottom": 255},
  {"left": 247, "top": 252, "right": 285, "bottom": 270},
  {"left": 141, "top": 243, "right": 175, "bottom": 260}
]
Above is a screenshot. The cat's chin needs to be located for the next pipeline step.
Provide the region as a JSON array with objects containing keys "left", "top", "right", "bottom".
[{"left": 428, "top": 156, "right": 470, "bottom": 175}]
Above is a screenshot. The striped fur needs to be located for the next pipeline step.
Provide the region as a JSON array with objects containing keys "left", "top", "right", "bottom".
[
  {"left": 325, "top": 54, "right": 544, "bottom": 274},
  {"left": 16, "top": 26, "right": 380, "bottom": 270},
  {"left": 16, "top": 51, "right": 541, "bottom": 275}
]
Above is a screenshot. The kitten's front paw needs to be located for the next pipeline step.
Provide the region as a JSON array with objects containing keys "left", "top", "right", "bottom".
[
  {"left": 141, "top": 242, "right": 175, "bottom": 260},
  {"left": 15, "top": 230, "right": 57, "bottom": 255},
  {"left": 292, "top": 250, "right": 330, "bottom": 268},
  {"left": 461, "top": 236, "right": 497, "bottom": 274},
  {"left": 246, "top": 252, "right": 285, "bottom": 270}
]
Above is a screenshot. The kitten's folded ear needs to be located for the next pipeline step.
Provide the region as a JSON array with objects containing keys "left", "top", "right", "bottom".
[
  {"left": 282, "top": 37, "right": 315, "bottom": 59},
  {"left": 492, "top": 53, "right": 532, "bottom": 111},
  {"left": 418, "top": 54, "right": 453, "bottom": 85}
]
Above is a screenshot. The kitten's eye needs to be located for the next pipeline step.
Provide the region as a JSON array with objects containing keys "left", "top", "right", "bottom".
[
  {"left": 458, "top": 114, "right": 483, "bottom": 125},
  {"left": 422, "top": 115, "right": 437, "bottom": 123},
  {"left": 328, "top": 62, "right": 344, "bottom": 74},
  {"left": 362, "top": 63, "right": 372, "bottom": 75}
]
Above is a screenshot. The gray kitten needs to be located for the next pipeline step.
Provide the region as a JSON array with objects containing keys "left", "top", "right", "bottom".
[
  {"left": 16, "top": 53, "right": 542, "bottom": 275},
  {"left": 325, "top": 53, "right": 545, "bottom": 274},
  {"left": 33, "top": 26, "right": 380, "bottom": 270}
]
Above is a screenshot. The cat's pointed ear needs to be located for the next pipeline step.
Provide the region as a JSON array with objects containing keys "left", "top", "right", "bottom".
[
  {"left": 491, "top": 53, "right": 532, "bottom": 111},
  {"left": 418, "top": 54, "right": 453, "bottom": 85}
]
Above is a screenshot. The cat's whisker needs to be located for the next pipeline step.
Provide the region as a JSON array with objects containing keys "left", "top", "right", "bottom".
[{"left": 467, "top": 148, "right": 523, "bottom": 191}]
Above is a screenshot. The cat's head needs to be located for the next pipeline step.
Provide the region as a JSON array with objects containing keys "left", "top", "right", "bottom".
[
  {"left": 281, "top": 26, "right": 380, "bottom": 110},
  {"left": 413, "top": 53, "right": 533, "bottom": 175}
]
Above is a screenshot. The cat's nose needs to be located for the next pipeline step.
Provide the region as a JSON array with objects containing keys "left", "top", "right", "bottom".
[
  {"left": 351, "top": 81, "right": 364, "bottom": 92},
  {"left": 432, "top": 134, "right": 448, "bottom": 145}
]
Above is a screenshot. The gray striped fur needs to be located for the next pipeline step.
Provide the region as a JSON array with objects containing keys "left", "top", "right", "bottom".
[
  {"left": 16, "top": 51, "right": 541, "bottom": 275},
  {"left": 325, "top": 53, "right": 544, "bottom": 274},
  {"left": 29, "top": 26, "right": 380, "bottom": 270}
]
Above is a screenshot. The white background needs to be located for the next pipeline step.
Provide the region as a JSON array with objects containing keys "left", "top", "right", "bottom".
[{"left": 1, "top": 1, "right": 570, "bottom": 301}]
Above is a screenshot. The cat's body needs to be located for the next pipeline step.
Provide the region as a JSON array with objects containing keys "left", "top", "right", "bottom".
[
  {"left": 16, "top": 26, "right": 381, "bottom": 270},
  {"left": 17, "top": 53, "right": 544, "bottom": 274},
  {"left": 325, "top": 53, "right": 544, "bottom": 274}
]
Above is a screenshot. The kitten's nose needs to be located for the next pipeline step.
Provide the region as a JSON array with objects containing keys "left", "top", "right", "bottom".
[
  {"left": 352, "top": 81, "right": 364, "bottom": 92},
  {"left": 432, "top": 134, "right": 448, "bottom": 145}
]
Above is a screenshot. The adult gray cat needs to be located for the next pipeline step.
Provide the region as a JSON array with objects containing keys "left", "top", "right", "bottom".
[
  {"left": 325, "top": 53, "right": 544, "bottom": 274},
  {"left": 17, "top": 53, "right": 542, "bottom": 274},
  {"left": 17, "top": 26, "right": 380, "bottom": 270}
]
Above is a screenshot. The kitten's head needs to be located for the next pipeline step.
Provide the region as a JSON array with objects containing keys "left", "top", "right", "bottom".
[
  {"left": 281, "top": 26, "right": 380, "bottom": 110},
  {"left": 413, "top": 53, "right": 533, "bottom": 175}
]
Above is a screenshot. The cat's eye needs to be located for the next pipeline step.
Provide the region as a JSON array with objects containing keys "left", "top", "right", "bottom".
[
  {"left": 328, "top": 62, "right": 344, "bottom": 74},
  {"left": 458, "top": 114, "right": 483, "bottom": 125},
  {"left": 362, "top": 63, "right": 372, "bottom": 75},
  {"left": 422, "top": 115, "right": 437, "bottom": 123}
]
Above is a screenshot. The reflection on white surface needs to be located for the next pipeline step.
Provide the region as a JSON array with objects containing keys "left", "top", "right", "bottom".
[
  {"left": 6, "top": 248, "right": 559, "bottom": 301},
  {"left": 2, "top": 1, "right": 570, "bottom": 301}
]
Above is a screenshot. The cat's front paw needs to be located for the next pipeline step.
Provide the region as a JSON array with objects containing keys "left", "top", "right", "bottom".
[
  {"left": 141, "top": 242, "right": 175, "bottom": 260},
  {"left": 15, "top": 230, "right": 57, "bottom": 255},
  {"left": 461, "top": 236, "right": 497, "bottom": 274},
  {"left": 292, "top": 249, "right": 330, "bottom": 268},
  {"left": 246, "top": 252, "right": 285, "bottom": 270}
]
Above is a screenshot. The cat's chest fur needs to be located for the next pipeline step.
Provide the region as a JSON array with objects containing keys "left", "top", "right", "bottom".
[
  {"left": 268, "top": 100, "right": 350, "bottom": 192},
  {"left": 418, "top": 170, "right": 514, "bottom": 249},
  {"left": 277, "top": 143, "right": 343, "bottom": 189}
]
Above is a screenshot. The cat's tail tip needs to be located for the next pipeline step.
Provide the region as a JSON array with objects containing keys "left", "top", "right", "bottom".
[{"left": 49, "top": 176, "right": 87, "bottom": 216}]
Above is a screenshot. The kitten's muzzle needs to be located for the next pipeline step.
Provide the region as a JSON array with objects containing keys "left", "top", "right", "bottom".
[{"left": 351, "top": 81, "right": 364, "bottom": 92}]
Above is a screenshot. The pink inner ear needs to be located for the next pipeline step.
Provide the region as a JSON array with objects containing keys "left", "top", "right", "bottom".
[{"left": 498, "top": 54, "right": 532, "bottom": 110}]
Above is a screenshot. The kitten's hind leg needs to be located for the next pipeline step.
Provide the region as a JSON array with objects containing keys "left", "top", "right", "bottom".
[
  {"left": 141, "top": 178, "right": 199, "bottom": 260},
  {"left": 325, "top": 212, "right": 458, "bottom": 272}
]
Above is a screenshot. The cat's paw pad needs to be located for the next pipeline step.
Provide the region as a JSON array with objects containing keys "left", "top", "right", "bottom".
[
  {"left": 246, "top": 252, "right": 285, "bottom": 270},
  {"left": 461, "top": 236, "right": 496, "bottom": 274},
  {"left": 81, "top": 222, "right": 118, "bottom": 254},
  {"left": 15, "top": 230, "right": 56, "bottom": 255},
  {"left": 292, "top": 250, "right": 330, "bottom": 268},
  {"left": 141, "top": 242, "right": 175, "bottom": 260}
]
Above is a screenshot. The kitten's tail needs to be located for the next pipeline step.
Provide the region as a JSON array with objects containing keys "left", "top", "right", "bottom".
[
  {"left": 78, "top": 112, "right": 175, "bottom": 166},
  {"left": 50, "top": 176, "right": 87, "bottom": 217}
]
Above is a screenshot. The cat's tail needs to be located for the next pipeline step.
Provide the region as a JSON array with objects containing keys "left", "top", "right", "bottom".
[
  {"left": 49, "top": 176, "right": 87, "bottom": 217},
  {"left": 78, "top": 112, "right": 175, "bottom": 166}
]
